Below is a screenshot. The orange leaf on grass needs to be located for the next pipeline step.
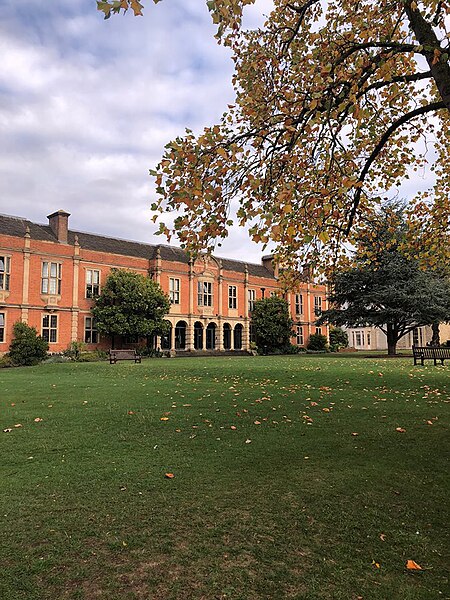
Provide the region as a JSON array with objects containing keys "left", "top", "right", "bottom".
[
  {"left": 160, "top": 417, "right": 169, "bottom": 421},
  {"left": 165, "top": 473, "right": 175, "bottom": 479},
  {"left": 395, "top": 427, "right": 406, "bottom": 433},
  {"left": 406, "top": 560, "right": 422, "bottom": 570}
]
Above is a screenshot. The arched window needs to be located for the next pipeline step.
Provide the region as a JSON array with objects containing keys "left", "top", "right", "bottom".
[
  {"left": 194, "top": 322, "right": 203, "bottom": 350},
  {"left": 223, "top": 323, "right": 232, "bottom": 350},
  {"left": 206, "top": 322, "right": 216, "bottom": 350},
  {"left": 234, "top": 323, "right": 243, "bottom": 350},
  {"left": 175, "top": 321, "right": 187, "bottom": 350}
]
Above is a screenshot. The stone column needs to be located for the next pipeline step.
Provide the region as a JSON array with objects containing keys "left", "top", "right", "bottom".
[{"left": 155, "top": 247, "right": 162, "bottom": 285}]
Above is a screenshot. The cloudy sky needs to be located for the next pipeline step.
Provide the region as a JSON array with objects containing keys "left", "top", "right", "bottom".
[
  {"left": 0, "top": 1, "right": 438, "bottom": 264},
  {"left": 0, "top": 0, "right": 275, "bottom": 263}
]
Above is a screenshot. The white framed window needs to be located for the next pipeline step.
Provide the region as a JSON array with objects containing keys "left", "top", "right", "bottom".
[
  {"left": 228, "top": 285, "right": 237, "bottom": 309},
  {"left": 314, "top": 296, "right": 322, "bottom": 316},
  {"left": 86, "top": 269, "right": 100, "bottom": 298},
  {"left": 198, "top": 281, "right": 213, "bottom": 307},
  {"left": 315, "top": 326, "right": 322, "bottom": 336},
  {"left": 248, "top": 289, "right": 256, "bottom": 312},
  {"left": 84, "top": 317, "right": 98, "bottom": 344},
  {"left": 295, "top": 293, "right": 303, "bottom": 315},
  {"left": 42, "top": 314, "right": 58, "bottom": 343},
  {"left": 0, "top": 312, "right": 5, "bottom": 343},
  {"left": 42, "top": 262, "right": 61, "bottom": 295},
  {"left": 0, "top": 256, "right": 11, "bottom": 291},
  {"left": 296, "top": 325, "right": 304, "bottom": 346},
  {"left": 169, "top": 278, "right": 180, "bottom": 304},
  {"left": 354, "top": 331, "right": 364, "bottom": 347}
]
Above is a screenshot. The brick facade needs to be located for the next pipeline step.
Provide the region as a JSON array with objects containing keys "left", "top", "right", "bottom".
[{"left": 0, "top": 210, "right": 328, "bottom": 353}]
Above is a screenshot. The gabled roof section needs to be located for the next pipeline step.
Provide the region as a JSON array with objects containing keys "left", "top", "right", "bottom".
[{"left": 0, "top": 212, "right": 275, "bottom": 279}]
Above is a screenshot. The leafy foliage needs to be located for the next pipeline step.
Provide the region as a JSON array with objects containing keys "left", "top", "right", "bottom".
[
  {"left": 8, "top": 322, "right": 49, "bottom": 366},
  {"left": 250, "top": 296, "right": 293, "bottom": 352},
  {"left": 306, "top": 332, "right": 329, "bottom": 352},
  {"left": 119, "top": 0, "right": 450, "bottom": 276},
  {"left": 92, "top": 269, "right": 170, "bottom": 342},
  {"left": 318, "top": 209, "right": 450, "bottom": 354},
  {"left": 329, "top": 327, "right": 349, "bottom": 352}
]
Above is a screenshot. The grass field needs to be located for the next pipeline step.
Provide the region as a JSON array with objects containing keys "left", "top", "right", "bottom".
[{"left": 0, "top": 355, "right": 448, "bottom": 600}]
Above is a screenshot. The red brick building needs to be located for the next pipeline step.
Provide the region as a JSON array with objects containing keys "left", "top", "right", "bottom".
[{"left": 0, "top": 210, "right": 328, "bottom": 354}]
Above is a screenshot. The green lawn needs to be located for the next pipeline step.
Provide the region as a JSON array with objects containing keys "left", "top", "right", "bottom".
[{"left": 0, "top": 356, "right": 448, "bottom": 600}]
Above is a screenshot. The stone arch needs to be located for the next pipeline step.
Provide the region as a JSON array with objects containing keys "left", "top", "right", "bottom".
[
  {"left": 234, "top": 323, "right": 243, "bottom": 350},
  {"left": 206, "top": 322, "right": 217, "bottom": 350},
  {"left": 175, "top": 320, "right": 187, "bottom": 350},
  {"left": 160, "top": 320, "right": 172, "bottom": 350},
  {"left": 223, "top": 323, "right": 232, "bottom": 350},
  {"left": 194, "top": 321, "right": 203, "bottom": 350}
]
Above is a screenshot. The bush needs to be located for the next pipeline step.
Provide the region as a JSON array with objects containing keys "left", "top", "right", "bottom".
[
  {"left": 329, "top": 327, "right": 349, "bottom": 352},
  {"left": 78, "top": 351, "right": 105, "bottom": 362},
  {"left": 8, "top": 322, "right": 49, "bottom": 366},
  {"left": 307, "top": 333, "right": 329, "bottom": 352},
  {"left": 0, "top": 355, "right": 13, "bottom": 368},
  {"left": 62, "top": 341, "right": 86, "bottom": 361}
]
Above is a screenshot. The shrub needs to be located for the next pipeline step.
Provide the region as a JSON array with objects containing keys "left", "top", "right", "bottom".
[
  {"left": 0, "top": 354, "right": 13, "bottom": 368},
  {"left": 329, "top": 327, "right": 349, "bottom": 352},
  {"left": 8, "top": 322, "right": 49, "bottom": 366},
  {"left": 307, "top": 333, "right": 329, "bottom": 352},
  {"left": 62, "top": 341, "right": 86, "bottom": 361}
]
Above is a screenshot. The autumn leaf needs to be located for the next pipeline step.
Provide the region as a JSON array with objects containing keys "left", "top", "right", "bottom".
[
  {"left": 395, "top": 427, "right": 406, "bottom": 433},
  {"left": 406, "top": 560, "right": 422, "bottom": 570},
  {"left": 165, "top": 473, "right": 175, "bottom": 479},
  {"left": 160, "top": 417, "right": 169, "bottom": 421},
  {"left": 34, "top": 418, "right": 43, "bottom": 423}
]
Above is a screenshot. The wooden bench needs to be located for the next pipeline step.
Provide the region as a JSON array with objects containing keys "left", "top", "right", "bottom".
[
  {"left": 109, "top": 349, "right": 141, "bottom": 364},
  {"left": 412, "top": 345, "right": 450, "bottom": 366}
]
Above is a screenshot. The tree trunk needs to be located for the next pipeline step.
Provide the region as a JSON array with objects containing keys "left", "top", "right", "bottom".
[
  {"left": 386, "top": 323, "right": 397, "bottom": 356},
  {"left": 405, "top": 2, "right": 450, "bottom": 111},
  {"left": 111, "top": 334, "right": 115, "bottom": 350},
  {"left": 431, "top": 322, "right": 440, "bottom": 346}
]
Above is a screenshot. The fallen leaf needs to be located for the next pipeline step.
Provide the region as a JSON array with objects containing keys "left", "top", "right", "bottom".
[
  {"left": 352, "top": 432, "right": 359, "bottom": 436},
  {"left": 395, "top": 427, "right": 406, "bottom": 433},
  {"left": 34, "top": 418, "right": 43, "bottom": 423},
  {"left": 245, "top": 439, "right": 252, "bottom": 444},
  {"left": 322, "top": 407, "right": 330, "bottom": 412},
  {"left": 425, "top": 420, "right": 433, "bottom": 426},
  {"left": 127, "top": 411, "right": 135, "bottom": 415},
  {"left": 372, "top": 560, "right": 381, "bottom": 568},
  {"left": 160, "top": 417, "right": 169, "bottom": 421},
  {"left": 3, "top": 428, "right": 12, "bottom": 433},
  {"left": 406, "top": 560, "right": 422, "bottom": 570},
  {"left": 379, "top": 533, "right": 386, "bottom": 542},
  {"left": 14, "top": 424, "right": 22, "bottom": 428},
  {"left": 254, "top": 420, "right": 261, "bottom": 425},
  {"left": 165, "top": 473, "right": 175, "bottom": 479},
  {"left": 230, "top": 425, "right": 237, "bottom": 430}
]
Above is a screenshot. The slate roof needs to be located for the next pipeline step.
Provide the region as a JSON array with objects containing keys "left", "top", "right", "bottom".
[{"left": 0, "top": 213, "right": 275, "bottom": 279}]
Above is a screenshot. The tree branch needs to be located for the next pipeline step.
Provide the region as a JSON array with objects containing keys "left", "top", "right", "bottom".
[{"left": 345, "top": 101, "right": 446, "bottom": 235}]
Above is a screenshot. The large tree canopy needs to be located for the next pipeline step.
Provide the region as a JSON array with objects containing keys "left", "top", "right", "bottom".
[
  {"left": 98, "top": 1, "right": 450, "bottom": 274},
  {"left": 317, "top": 207, "right": 450, "bottom": 355}
]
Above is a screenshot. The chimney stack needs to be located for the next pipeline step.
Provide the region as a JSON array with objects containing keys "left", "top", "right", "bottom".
[{"left": 47, "top": 210, "right": 70, "bottom": 244}]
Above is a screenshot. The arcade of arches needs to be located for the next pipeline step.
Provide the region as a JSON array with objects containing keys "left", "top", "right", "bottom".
[{"left": 160, "top": 320, "right": 245, "bottom": 352}]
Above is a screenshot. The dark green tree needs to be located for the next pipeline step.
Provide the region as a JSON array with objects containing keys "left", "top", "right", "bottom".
[
  {"left": 250, "top": 296, "right": 293, "bottom": 353},
  {"left": 329, "top": 327, "right": 349, "bottom": 352},
  {"left": 306, "top": 332, "right": 329, "bottom": 352},
  {"left": 8, "top": 322, "right": 49, "bottom": 366},
  {"left": 318, "top": 254, "right": 450, "bottom": 356},
  {"left": 92, "top": 269, "right": 170, "bottom": 348}
]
